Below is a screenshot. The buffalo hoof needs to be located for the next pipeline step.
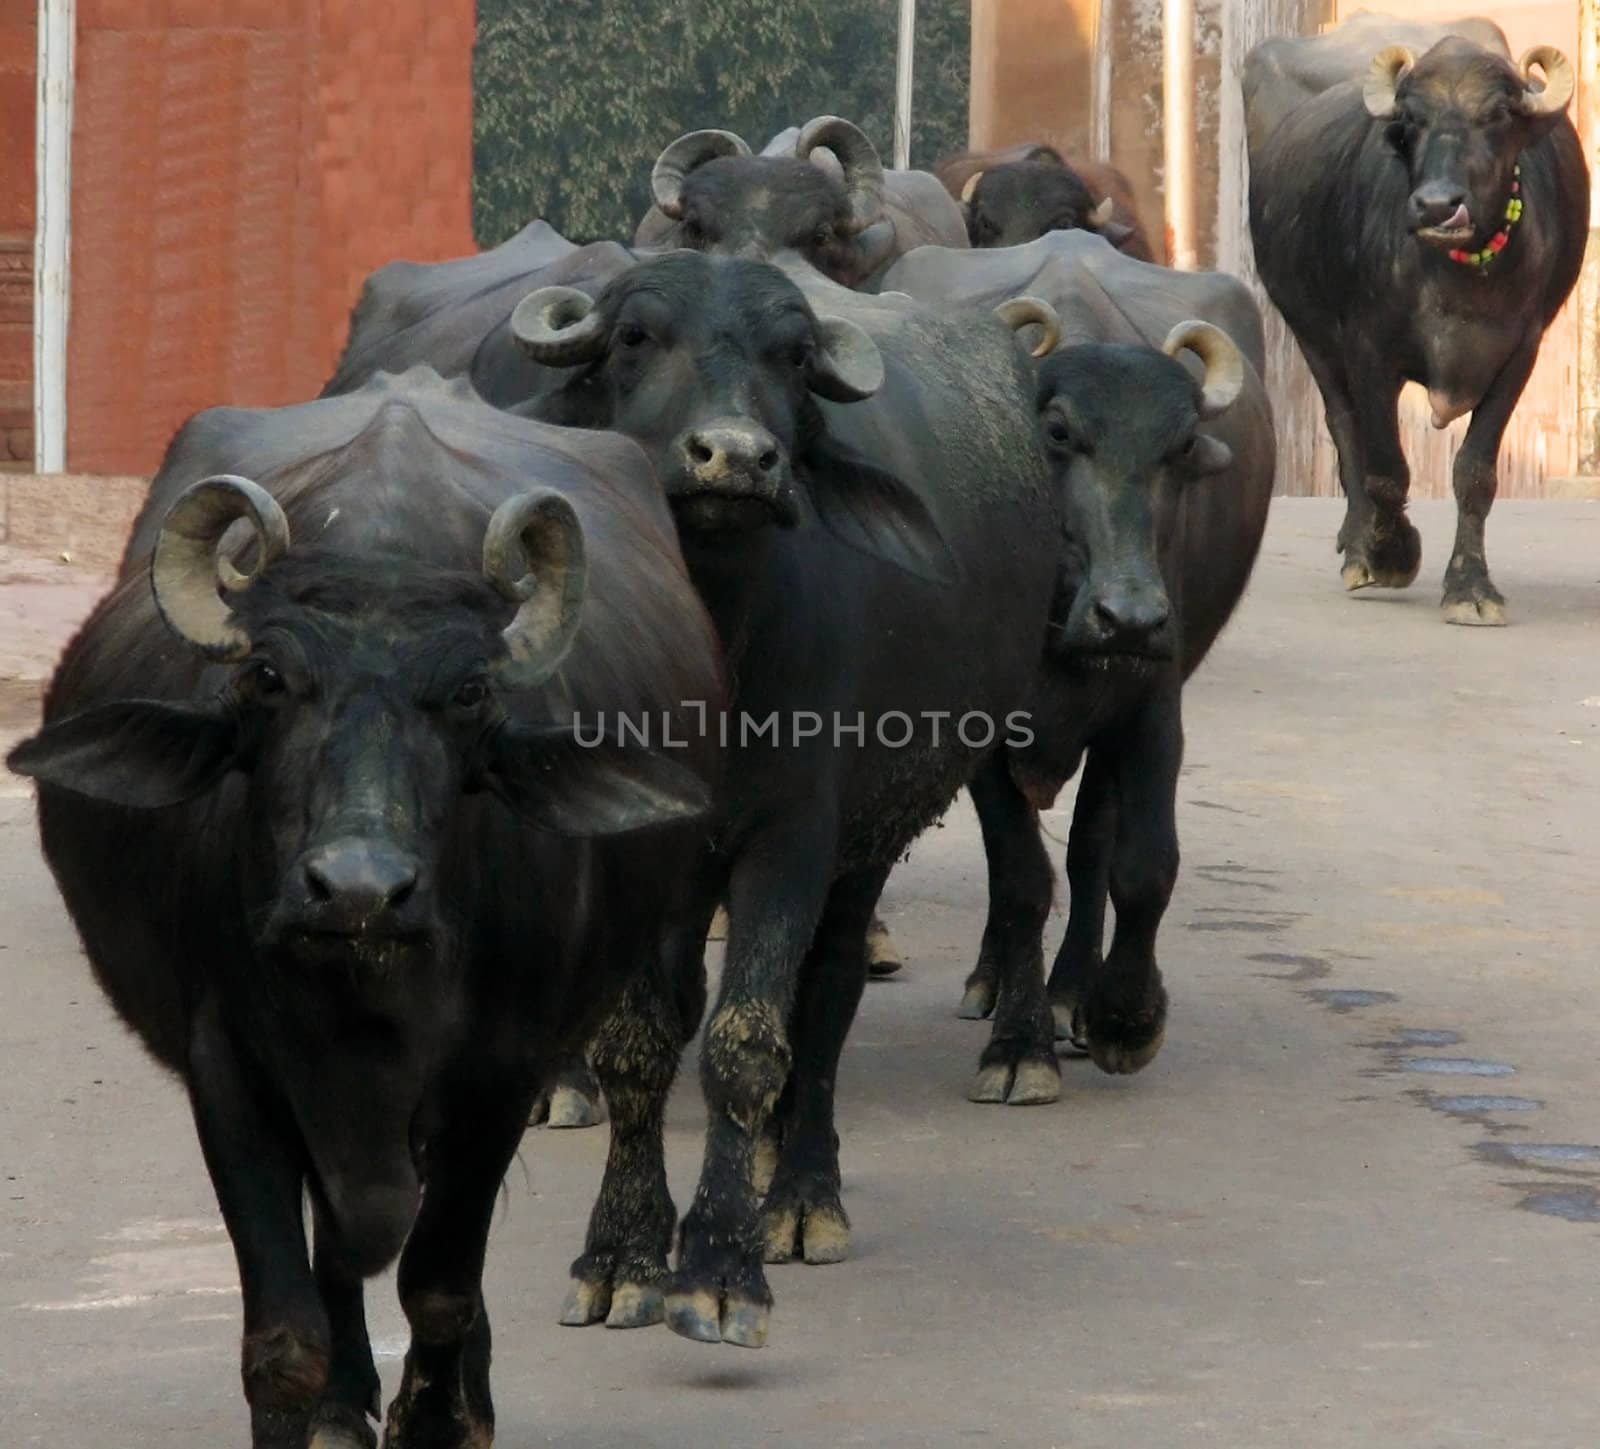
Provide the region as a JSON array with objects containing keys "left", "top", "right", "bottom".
[
  {"left": 750, "top": 1126, "right": 781, "bottom": 1197},
  {"left": 865, "top": 915, "right": 902, "bottom": 978},
  {"left": 956, "top": 968, "right": 997, "bottom": 1020},
  {"left": 1082, "top": 980, "right": 1168, "bottom": 1075},
  {"left": 545, "top": 1083, "right": 604, "bottom": 1129},
  {"left": 663, "top": 1283, "right": 771, "bottom": 1349},
  {"left": 1441, "top": 592, "right": 1506, "bottom": 627},
  {"left": 1340, "top": 556, "right": 1419, "bottom": 592},
  {"left": 560, "top": 1275, "right": 664, "bottom": 1330},
  {"left": 967, "top": 1055, "right": 1061, "bottom": 1105},
  {"left": 309, "top": 1404, "right": 379, "bottom": 1449},
  {"left": 762, "top": 1182, "right": 850, "bottom": 1265},
  {"left": 1050, "top": 1001, "right": 1092, "bottom": 1056}
]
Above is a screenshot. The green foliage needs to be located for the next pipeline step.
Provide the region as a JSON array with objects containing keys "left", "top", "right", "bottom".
[{"left": 473, "top": 0, "right": 972, "bottom": 247}]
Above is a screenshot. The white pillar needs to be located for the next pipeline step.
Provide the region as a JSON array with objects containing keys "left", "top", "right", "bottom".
[
  {"left": 1162, "top": 0, "right": 1196, "bottom": 269},
  {"left": 894, "top": 0, "right": 916, "bottom": 170},
  {"left": 34, "top": 0, "right": 75, "bottom": 473}
]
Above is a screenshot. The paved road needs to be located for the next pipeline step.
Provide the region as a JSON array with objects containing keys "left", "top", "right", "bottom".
[{"left": 3, "top": 499, "right": 1599, "bottom": 1448}]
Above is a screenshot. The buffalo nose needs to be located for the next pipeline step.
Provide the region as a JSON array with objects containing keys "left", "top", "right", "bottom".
[
  {"left": 1409, "top": 185, "right": 1470, "bottom": 231},
  {"left": 303, "top": 840, "right": 418, "bottom": 923},
  {"left": 681, "top": 425, "right": 782, "bottom": 483},
  {"left": 1089, "top": 588, "right": 1171, "bottom": 646}
]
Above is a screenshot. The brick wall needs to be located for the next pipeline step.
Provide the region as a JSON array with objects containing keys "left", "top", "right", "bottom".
[
  {"left": 67, "top": 0, "right": 475, "bottom": 476},
  {"left": 0, "top": 0, "right": 36, "bottom": 468}
]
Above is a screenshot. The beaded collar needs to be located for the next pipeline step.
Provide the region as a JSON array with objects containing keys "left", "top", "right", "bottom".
[{"left": 1447, "top": 165, "right": 1522, "bottom": 268}]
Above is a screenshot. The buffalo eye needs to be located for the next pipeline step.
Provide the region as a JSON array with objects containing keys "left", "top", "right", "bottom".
[
  {"left": 247, "top": 660, "right": 284, "bottom": 697},
  {"left": 1044, "top": 417, "right": 1076, "bottom": 449},
  {"left": 811, "top": 224, "right": 835, "bottom": 248},
  {"left": 617, "top": 322, "right": 649, "bottom": 349},
  {"left": 682, "top": 218, "right": 706, "bottom": 245},
  {"left": 452, "top": 677, "right": 490, "bottom": 710},
  {"left": 1484, "top": 100, "right": 1511, "bottom": 126}
]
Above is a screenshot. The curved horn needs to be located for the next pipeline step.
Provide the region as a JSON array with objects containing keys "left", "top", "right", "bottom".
[
  {"left": 651, "top": 129, "right": 751, "bottom": 219},
  {"left": 1517, "top": 45, "right": 1574, "bottom": 116},
  {"left": 797, "top": 116, "right": 885, "bottom": 234},
  {"left": 483, "top": 490, "right": 587, "bottom": 687},
  {"left": 1088, "top": 196, "right": 1116, "bottom": 229},
  {"left": 809, "top": 315, "right": 885, "bottom": 402},
  {"left": 511, "top": 286, "right": 608, "bottom": 368},
  {"left": 960, "top": 170, "right": 985, "bottom": 204},
  {"left": 151, "top": 475, "right": 289, "bottom": 660},
  {"left": 1163, "top": 320, "right": 1245, "bottom": 419},
  {"left": 995, "top": 296, "right": 1061, "bottom": 359},
  {"left": 1362, "top": 45, "right": 1416, "bottom": 119}
]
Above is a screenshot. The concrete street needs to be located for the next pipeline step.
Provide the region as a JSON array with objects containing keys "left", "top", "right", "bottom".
[{"left": 3, "top": 498, "right": 1599, "bottom": 1448}]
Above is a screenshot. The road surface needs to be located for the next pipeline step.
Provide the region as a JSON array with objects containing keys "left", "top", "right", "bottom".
[{"left": 3, "top": 499, "right": 1598, "bottom": 1447}]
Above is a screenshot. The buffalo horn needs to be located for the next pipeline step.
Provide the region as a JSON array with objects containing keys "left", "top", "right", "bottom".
[
  {"left": 1517, "top": 46, "right": 1574, "bottom": 116},
  {"left": 1362, "top": 45, "right": 1416, "bottom": 119},
  {"left": 651, "top": 129, "right": 751, "bottom": 218},
  {"left": 1162, "top": 320, "right": 1245, "bottom": 418},
  {"left": 511, "top": 287, "right": 608, "bottom": 367},
  {"left": 797, "top": 116, "right": 885, "bottom": 234},
  {"left": 995, "top": 296, "right": 1062, "bottom": 359},
  {"left": 483, "top": 490, "right": 587, "bottom": 688},
  {"left": 150, "top": 475, "right": 290, "bottom": 660}
]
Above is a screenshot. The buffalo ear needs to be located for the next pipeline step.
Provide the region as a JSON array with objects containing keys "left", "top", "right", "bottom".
[
  {"left": 487, "top": 723, "right": 712, "bottom": 837},
  {"left": 801, "top": 434, "right": 959, "bottom": 587},
  {"left": 1187, "top": 433, "right": 1234, "bottom": 477},
  {"left": 847, "top": 220, "right": 898, "bottom": 284},
  {"left": 6, "top": 699, "right": 237, "bottom": 808}
]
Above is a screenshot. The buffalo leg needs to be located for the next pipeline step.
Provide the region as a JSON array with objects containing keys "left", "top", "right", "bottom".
[
  {"left": 1079, "top": 688, "right": 1182, "bottom": 1075},
  {"left": 1045, "top": 750, "right": 1116, "bottom": 1051},
  {"left": 308, "top": 1196, "right": 382, "bottom": 1449},
  {"left": 664, "top": 817, "right": 835, "bottom": 1348},
  {"left": 187, "top": 1000, "right": 328, "bottom": 1449},
  {"left": 561, "top": 900, "right": 715, "bottom": 1330},
  {"left": 762, "top": 864, "right": 887, "bottom": 1265},
  {"left": 1301, "top": 338, "right": 1419, "bottom": 591},
  {"left": 383, "top": 1088, "right": 534, "bottom": 1449},
  {"left": 965, "top": 754, "right": 1060, "bottom": 1106},
  {"left": 531, "top": 1051, "right": 602, "bottom": 1131},
  {"left": 1442, "top": 335, "right": 1538, "bottom": 626}
]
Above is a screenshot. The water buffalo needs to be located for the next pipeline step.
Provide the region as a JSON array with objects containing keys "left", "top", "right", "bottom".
[
  {"left": 1244, "top": 14, "right": 1586, "bottom": 623},
  {"left": 9, "top": 369, "right": 721, "bottom": 1447},
  {"left": 633, "top": 116, "right": 968, "bottom": 288},
  {"left": 511, "top": 251, "right": 1062, "bottom": 1345},
  {"left": 937, "top": 142, "right": 1159, "bottom": 261},
  {"left": 321, "top": 221, "right": 632, "bottom": 406},
  {"left": 883, "top": 230, "right": 1275, "bottom": 1071}
]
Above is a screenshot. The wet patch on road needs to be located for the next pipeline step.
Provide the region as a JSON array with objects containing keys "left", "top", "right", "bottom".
[
  {"left": 1413, "top": 1092, "right": 1542, "bottom": 1129},
  {"left": 1513, "top": 1185, "right": 1600, "bottom": 1223},
  {"left": 1399, "top": 1057, "right": 1516, "bottom": 1077},
  {"left": 1303, "top": 988, "right": 1399, "bottom": 1013},
  {"left": 1248, "top": 952, "right": 1331, "bottom": 982},
  {"left": 1389, "top": 1028, "right": 1462, "bottom": 1048},
  {"left": 1472, "top": 1142, "right": 1600, "bottom": 1174}
]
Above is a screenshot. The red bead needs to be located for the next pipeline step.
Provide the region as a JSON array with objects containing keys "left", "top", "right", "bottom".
[{"left": 1488, "top": 232, "right": 1508, "bottom": 252}]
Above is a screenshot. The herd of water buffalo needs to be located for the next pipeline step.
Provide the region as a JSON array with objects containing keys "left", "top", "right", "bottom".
[{"left": 6, "top": 13, "right": 1587, "bottom": 1448}]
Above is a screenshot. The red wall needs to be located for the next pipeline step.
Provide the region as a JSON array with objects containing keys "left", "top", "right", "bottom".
[
  {"left": 67, "top": 0, "right": 476, "bottom": 475},
  {"left": 0, "top": 0, "right": 36, "bottom": 466}
]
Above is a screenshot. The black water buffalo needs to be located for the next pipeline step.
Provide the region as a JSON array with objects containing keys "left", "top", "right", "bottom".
[
  {"left": 634, "top": 116, "right": 968, "bottom": 288},
  {"left": 511, "top": 251, "right": 1061, "bottom": 1345},
  {"left": 321, "top": 221, "right": 633, "bottom": 407},
  {"left": 883, "top": 230, "right": 1275, "bottom": 1072},
  {"left": 937, "top": 143, "right": 1160, "bottom": 261},
  {"left": 1244, "top": 14, "right": 1586, "bottom": 623},
  {"left": 9, "top": 370, "right": 721, "bottom": 1447}
]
